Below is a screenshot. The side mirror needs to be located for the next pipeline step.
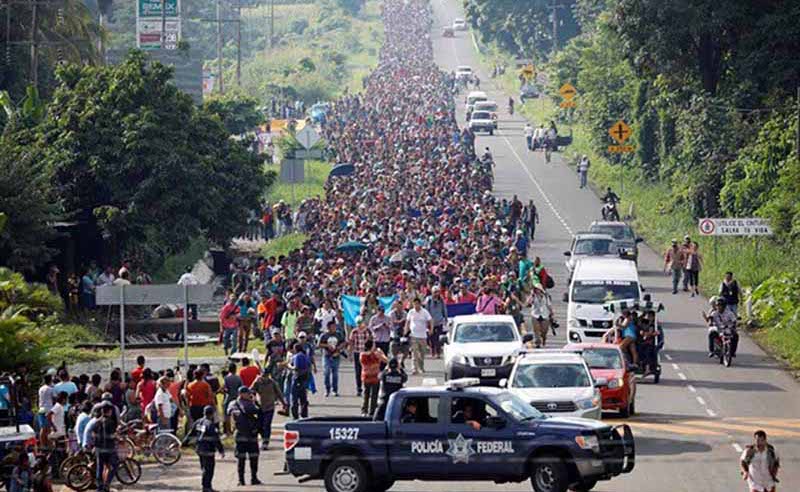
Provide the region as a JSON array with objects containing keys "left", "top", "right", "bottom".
[
  {"left": 635, "top": 237, "right": 644, "bottom": 243},
  {"left": 485, "top": 416, "right": 506, "bottom": 429},
  {"left": 498, "top": 378, "right": 508, "bottom": 388},
  {"left": 563, "top": 251, "right": 571, "bottom": 257},
  {"left": 643, "top": 293, "right": 652, "bottom": 302},
  {"left": 439, "top": 334, "right": 448, "bottom": 344},
  {"left": 522, "top": 334, "right": 534, "bottom": 344},
  {"left": 562, "top": 292, "right": 569, "bottom": 303},
  {"left": 594, "top": 377, "right": 609, "bottom": 388}
]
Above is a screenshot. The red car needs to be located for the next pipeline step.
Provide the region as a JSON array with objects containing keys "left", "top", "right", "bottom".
[{"left": 565, "top": 342, "right": 637, "bottom": 417}]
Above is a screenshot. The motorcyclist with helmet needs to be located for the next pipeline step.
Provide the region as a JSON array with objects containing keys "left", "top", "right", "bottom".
[
  {"left": 703, "top": 297, "right": 739, "bottom": 358},
  {"left": 601, "top": 187, "right": 621, "bottom": 221}
]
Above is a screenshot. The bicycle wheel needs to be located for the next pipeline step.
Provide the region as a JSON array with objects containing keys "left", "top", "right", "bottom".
[
  {"left": 117, "top": 437, "right": 136, "bottom": 460},
  {"left": 116, "top": 457, "right": 142, "bottom": 485},
  {"left": 65, "top": 463, "right": 93, "bottom": 492},
  {"left": 151, "top": 432, "right": 182, "bottom": 465},
  {"left": 60, "top": 453, "right": 87, "bottom": 479}
]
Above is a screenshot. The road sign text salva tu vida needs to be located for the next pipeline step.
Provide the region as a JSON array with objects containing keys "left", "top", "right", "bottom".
[
  {"left": 139, "top": 0, "right": 179, "bottom": 17},
  {"left": 698, "top": 218, "right": 773, "bottom": 236}
]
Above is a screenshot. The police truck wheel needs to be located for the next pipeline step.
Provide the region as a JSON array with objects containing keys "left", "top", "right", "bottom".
[
  {"left": 570, "top": 479, "right": 598, "bottom": 492},
  {"left": 530, "top": 457, "right": 568, "bottom": 492},
  {"left": 325, "top": 457, "right": 368, "bottom": 492}
]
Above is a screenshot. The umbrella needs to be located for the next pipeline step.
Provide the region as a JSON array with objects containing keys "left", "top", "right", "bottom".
[
  {"left": 329, "top": 163, "right": 355, "bottom": 177},
  {"left": 336, "top": 241, "right": 368, "bottom": 254}
]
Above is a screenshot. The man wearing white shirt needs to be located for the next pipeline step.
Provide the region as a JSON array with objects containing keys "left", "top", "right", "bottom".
[
  {"left": 178, "top": 266, "right": 200, "bottom": 320},
  {"left": 96, "top": 266, "right": 115, "bottom": 287},
  {"left": 523, "top": 123, "right": 534, "bottom": 151},
  {"left": 154, "top": 377, "right": 174, "bottom": 431},
  {"left": 404, "top": 298, "right": 432, "bottom": 375}
]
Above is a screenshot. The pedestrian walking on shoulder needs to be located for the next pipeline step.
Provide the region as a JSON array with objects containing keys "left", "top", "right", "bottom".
[
  {"left": 227, "top": 387, "right": 262, "bottom": 486},
  {"left": 577, "top": 155, "right": 590, "bottom": 188},
  {"left": 680, "top": 236, "right": 692, "bottom": 292},
  {"left": 663, "top": 239, "right": 686, "bottom": 294},
  {"left": 686, "top": 241, "right": 703, "bottom": 297},
  {"left": 288, "top": 343, "right": 311, "bottom": 419},
  {"left": 319, "top": 321, "right": 343, "bottom": 397},
  {"left": 740, "top": 430, "right": 780, "bottom": 492},
  {"left": 524, "top": 123, "right": 534, "bottom": 151},
  {"left": 359, "top": 340, "right": 388, "bottom": 417},
  {"left": 195, "top": 405, "right": 224, "bottom": 492}
]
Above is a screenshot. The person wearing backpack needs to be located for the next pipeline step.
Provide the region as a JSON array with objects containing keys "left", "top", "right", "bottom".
[{"left": 740, "top": 430, "right": 780, "bottom": 492}]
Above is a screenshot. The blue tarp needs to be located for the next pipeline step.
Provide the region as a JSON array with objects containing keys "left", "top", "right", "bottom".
[{"left": 341, "top": 294, "right": 398, "bottom": 327}]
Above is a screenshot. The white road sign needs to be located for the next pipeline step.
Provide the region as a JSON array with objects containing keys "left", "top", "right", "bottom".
[
  {"left": 96, "top": 284, "right": 215, "bottom": 306},
  {"left": 697, "top": 218, "right": 773, "bottom": 237},
  {"left": 295, "top": 126, "right": 321, "bottom": 149}
]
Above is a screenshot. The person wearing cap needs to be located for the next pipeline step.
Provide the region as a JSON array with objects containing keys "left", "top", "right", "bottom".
[
  {"left": 227, "top": 386, "right": 261, "bottom": 486},
  {"left": 195, "top": 405, "right": 224, "bottom": 492},
  {"left": 250, "top": 367, "right": 285, "bottom": 450},
  {"left": 663, "top": 239, "right": 686, "bottom": 295},
  {"left": 375, "top": 358, "right": 407, "bottom": 420}
]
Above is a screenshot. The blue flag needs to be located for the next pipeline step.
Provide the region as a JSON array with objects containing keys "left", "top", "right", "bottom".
[{"left": 341, "top": 294, "right": 398, "bottom": 327}]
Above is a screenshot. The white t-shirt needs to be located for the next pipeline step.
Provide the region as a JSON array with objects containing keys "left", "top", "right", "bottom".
[
  {"left": 178, "top": 272, "right": 199, "bottom": 286},
  {"left": 406, "top": 308, "right": 432, "bottom": 339},
  {"left": 49, "top": 402, "right": 66, "bottom": 438},
  {"left": 154, "top": 388, "right": 173, "bottom": 419},
  {"left": 524, "top": 125, "right": 534, "bottom": 137},
  {"left": 112, "top": 278, "right": 131, "bottom": 286},
  {"left": 741, "top": 447, "right": 778, "bottom": 491},
  {"left": 38, "top": 384, "right": 54, "bottom": 413}
]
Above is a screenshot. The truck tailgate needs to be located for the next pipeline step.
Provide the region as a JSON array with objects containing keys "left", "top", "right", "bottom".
[{"left": 285, "top": 419, "right": 390, "bottom": 478}]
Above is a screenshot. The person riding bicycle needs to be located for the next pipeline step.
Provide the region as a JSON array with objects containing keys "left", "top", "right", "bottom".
[{"left": 703, "top": 297, "right": 739, "bottom": 358}]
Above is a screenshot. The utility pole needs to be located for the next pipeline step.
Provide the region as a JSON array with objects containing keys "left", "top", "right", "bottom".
[
  {"left": 269, "top": 0, "right": 274, "bottom": 48},
  {"left": 29, "top": 0, "right": 37, "bottom": 87},
  {"left": 235, "top": 0, "right": 241, "bottom": 86},
  {"left": 216, "top": 0, "right": 223, "bottom": 94}
]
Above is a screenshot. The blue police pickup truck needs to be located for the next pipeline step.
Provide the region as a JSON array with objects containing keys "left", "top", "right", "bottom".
[{"left": 283, "top": 379, "right": 634, "bottom": 492}]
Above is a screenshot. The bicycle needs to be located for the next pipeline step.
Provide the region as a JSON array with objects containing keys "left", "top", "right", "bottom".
[
  {"left": 59, "top": 432, "right": 135, "bottom": 478},
  {"left": 118, "top": 419, "right": 182, "bottom": 465},
  {"left": 65, "top": 455, "right": 142, "bottom": 491}
]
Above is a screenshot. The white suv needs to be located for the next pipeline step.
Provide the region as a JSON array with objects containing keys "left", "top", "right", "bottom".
[
  {"left": 503, "top": 350, "right": 604, "bottom": 419},
  {"left": 443, "top": 314, "right": 532, "bottom": 386}
]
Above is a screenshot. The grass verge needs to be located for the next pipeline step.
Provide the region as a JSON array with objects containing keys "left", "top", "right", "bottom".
[
  {"left": 265, "top": 160, "right": 331, "bottom": 206},
  {"left": 260, "top": 232, "right": 308, "bottom": 259}
]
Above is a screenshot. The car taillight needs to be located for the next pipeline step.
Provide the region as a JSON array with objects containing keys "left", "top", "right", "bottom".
[{"left": 284, "top": 430, "right": 300, "bottom": 451}]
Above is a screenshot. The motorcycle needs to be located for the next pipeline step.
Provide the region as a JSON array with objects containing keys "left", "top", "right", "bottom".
[
  {"left": 711, "top": 325, "right": 736, "bottom": 367},
  {"left": 602, "top": 200, "right": 620, "bottom": 221}
]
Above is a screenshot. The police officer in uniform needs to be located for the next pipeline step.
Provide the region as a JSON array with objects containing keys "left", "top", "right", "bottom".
[
  {"left": 195, "top": 405, "right": 224, "bottom": 492},
  {"left": 227, "top": 387, "right": 262, "bottom": 486}
]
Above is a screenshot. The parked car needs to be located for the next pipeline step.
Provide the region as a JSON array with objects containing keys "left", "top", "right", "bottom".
[
  {"left": 442, "top": 314, "right": 532, "bottom": 385},
  {"left": 452, "top": 18, "right": 467, "bottom": 30},
  {"left": 503, "top": 350, "right": 605, "bottom": 420},
  {"left": 565, "top": 343, "right": 637, "bottom": 417},
  {"left": 283, "top": 378, "right": 635, "bottom": 492}
]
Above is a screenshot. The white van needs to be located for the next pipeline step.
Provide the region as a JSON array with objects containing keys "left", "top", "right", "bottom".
[
  {"left": 565, "top": 258, "right": 642, "bottom": 343},
  {"left": 465, "top": 90, "right": 487, "bottom": 112}
]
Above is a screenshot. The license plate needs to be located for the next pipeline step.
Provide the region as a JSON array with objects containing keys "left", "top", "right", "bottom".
[{"left": 481, "top": 368, "right": 496, "bottom": 377}]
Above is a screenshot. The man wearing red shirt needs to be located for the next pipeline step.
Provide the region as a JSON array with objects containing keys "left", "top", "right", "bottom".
[
  {"left": 359, "top": 340, "right": 387, "bottom": 417},
  {"left": 130, "top": 355, "right": 146, "bottom": 387},
  {"left": 238, "top": 358, "right": 260, "bottom": 388}
]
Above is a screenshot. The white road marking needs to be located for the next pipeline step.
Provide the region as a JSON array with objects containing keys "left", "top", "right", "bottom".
[
  {"left": 678, "top": 372, "right": 688, "bottom": 381},
  {"left": 501, "top": 136, "right": 573, "bottom": 235},
  {"left": 687, "top": 384, "right": 697, "bottom": 393},
  {"left": 671, "top": 363, "right": 680, "bottom": 370},
  {"left": 732, "top": 443, "right": 743, "bottom": 453},
  {"left": 696, "top": 396, "right": 707, "bottom": 406},
  {"left": 706, "top": 408, "right": 717, "bottom": 417},
  {"left": 664, "top": 353, "right": 673, "bottom": 361}
]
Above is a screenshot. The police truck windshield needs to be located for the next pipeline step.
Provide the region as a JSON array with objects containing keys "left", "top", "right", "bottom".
[{"left": 571, "top": 280, "right": 639, "bottom": 304}]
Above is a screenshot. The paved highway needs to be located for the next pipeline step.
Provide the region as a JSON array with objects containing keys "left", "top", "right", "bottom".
[{"left": 110, "top": 2, "right": 799, "bottom": 491}]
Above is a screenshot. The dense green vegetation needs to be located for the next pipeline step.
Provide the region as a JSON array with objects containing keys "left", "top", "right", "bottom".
[{"left": 468, "top": 0, "right": 800, "bottom": 366}]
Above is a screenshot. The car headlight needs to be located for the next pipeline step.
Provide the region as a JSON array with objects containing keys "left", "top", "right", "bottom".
[
  {"left": 607, "top": 378, "right": 624, "bottom": 389},
  {"left": 569, "top": 331, "right": 581, "bottom": 342},
  {"left": 574, "top": 435, "right": 600, "bottom": 452},
  {"left": 452, "top": 355, "right": 469, "bottom": 365},
  {"left": 576, "top": 396, "right": 600, "bottom": 410}
]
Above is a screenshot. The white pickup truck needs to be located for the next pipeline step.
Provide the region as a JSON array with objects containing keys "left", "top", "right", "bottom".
[{"left": 442, "top": 314, "right": 532, "bottom": 386}]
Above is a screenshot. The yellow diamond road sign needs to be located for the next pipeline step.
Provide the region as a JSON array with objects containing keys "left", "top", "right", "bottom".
[
  {"left": 609, "top": 120, "right": 632, "bottom": 144},
  {"left": 559, "top": 83, "right": 577, "bottom": 101}
]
